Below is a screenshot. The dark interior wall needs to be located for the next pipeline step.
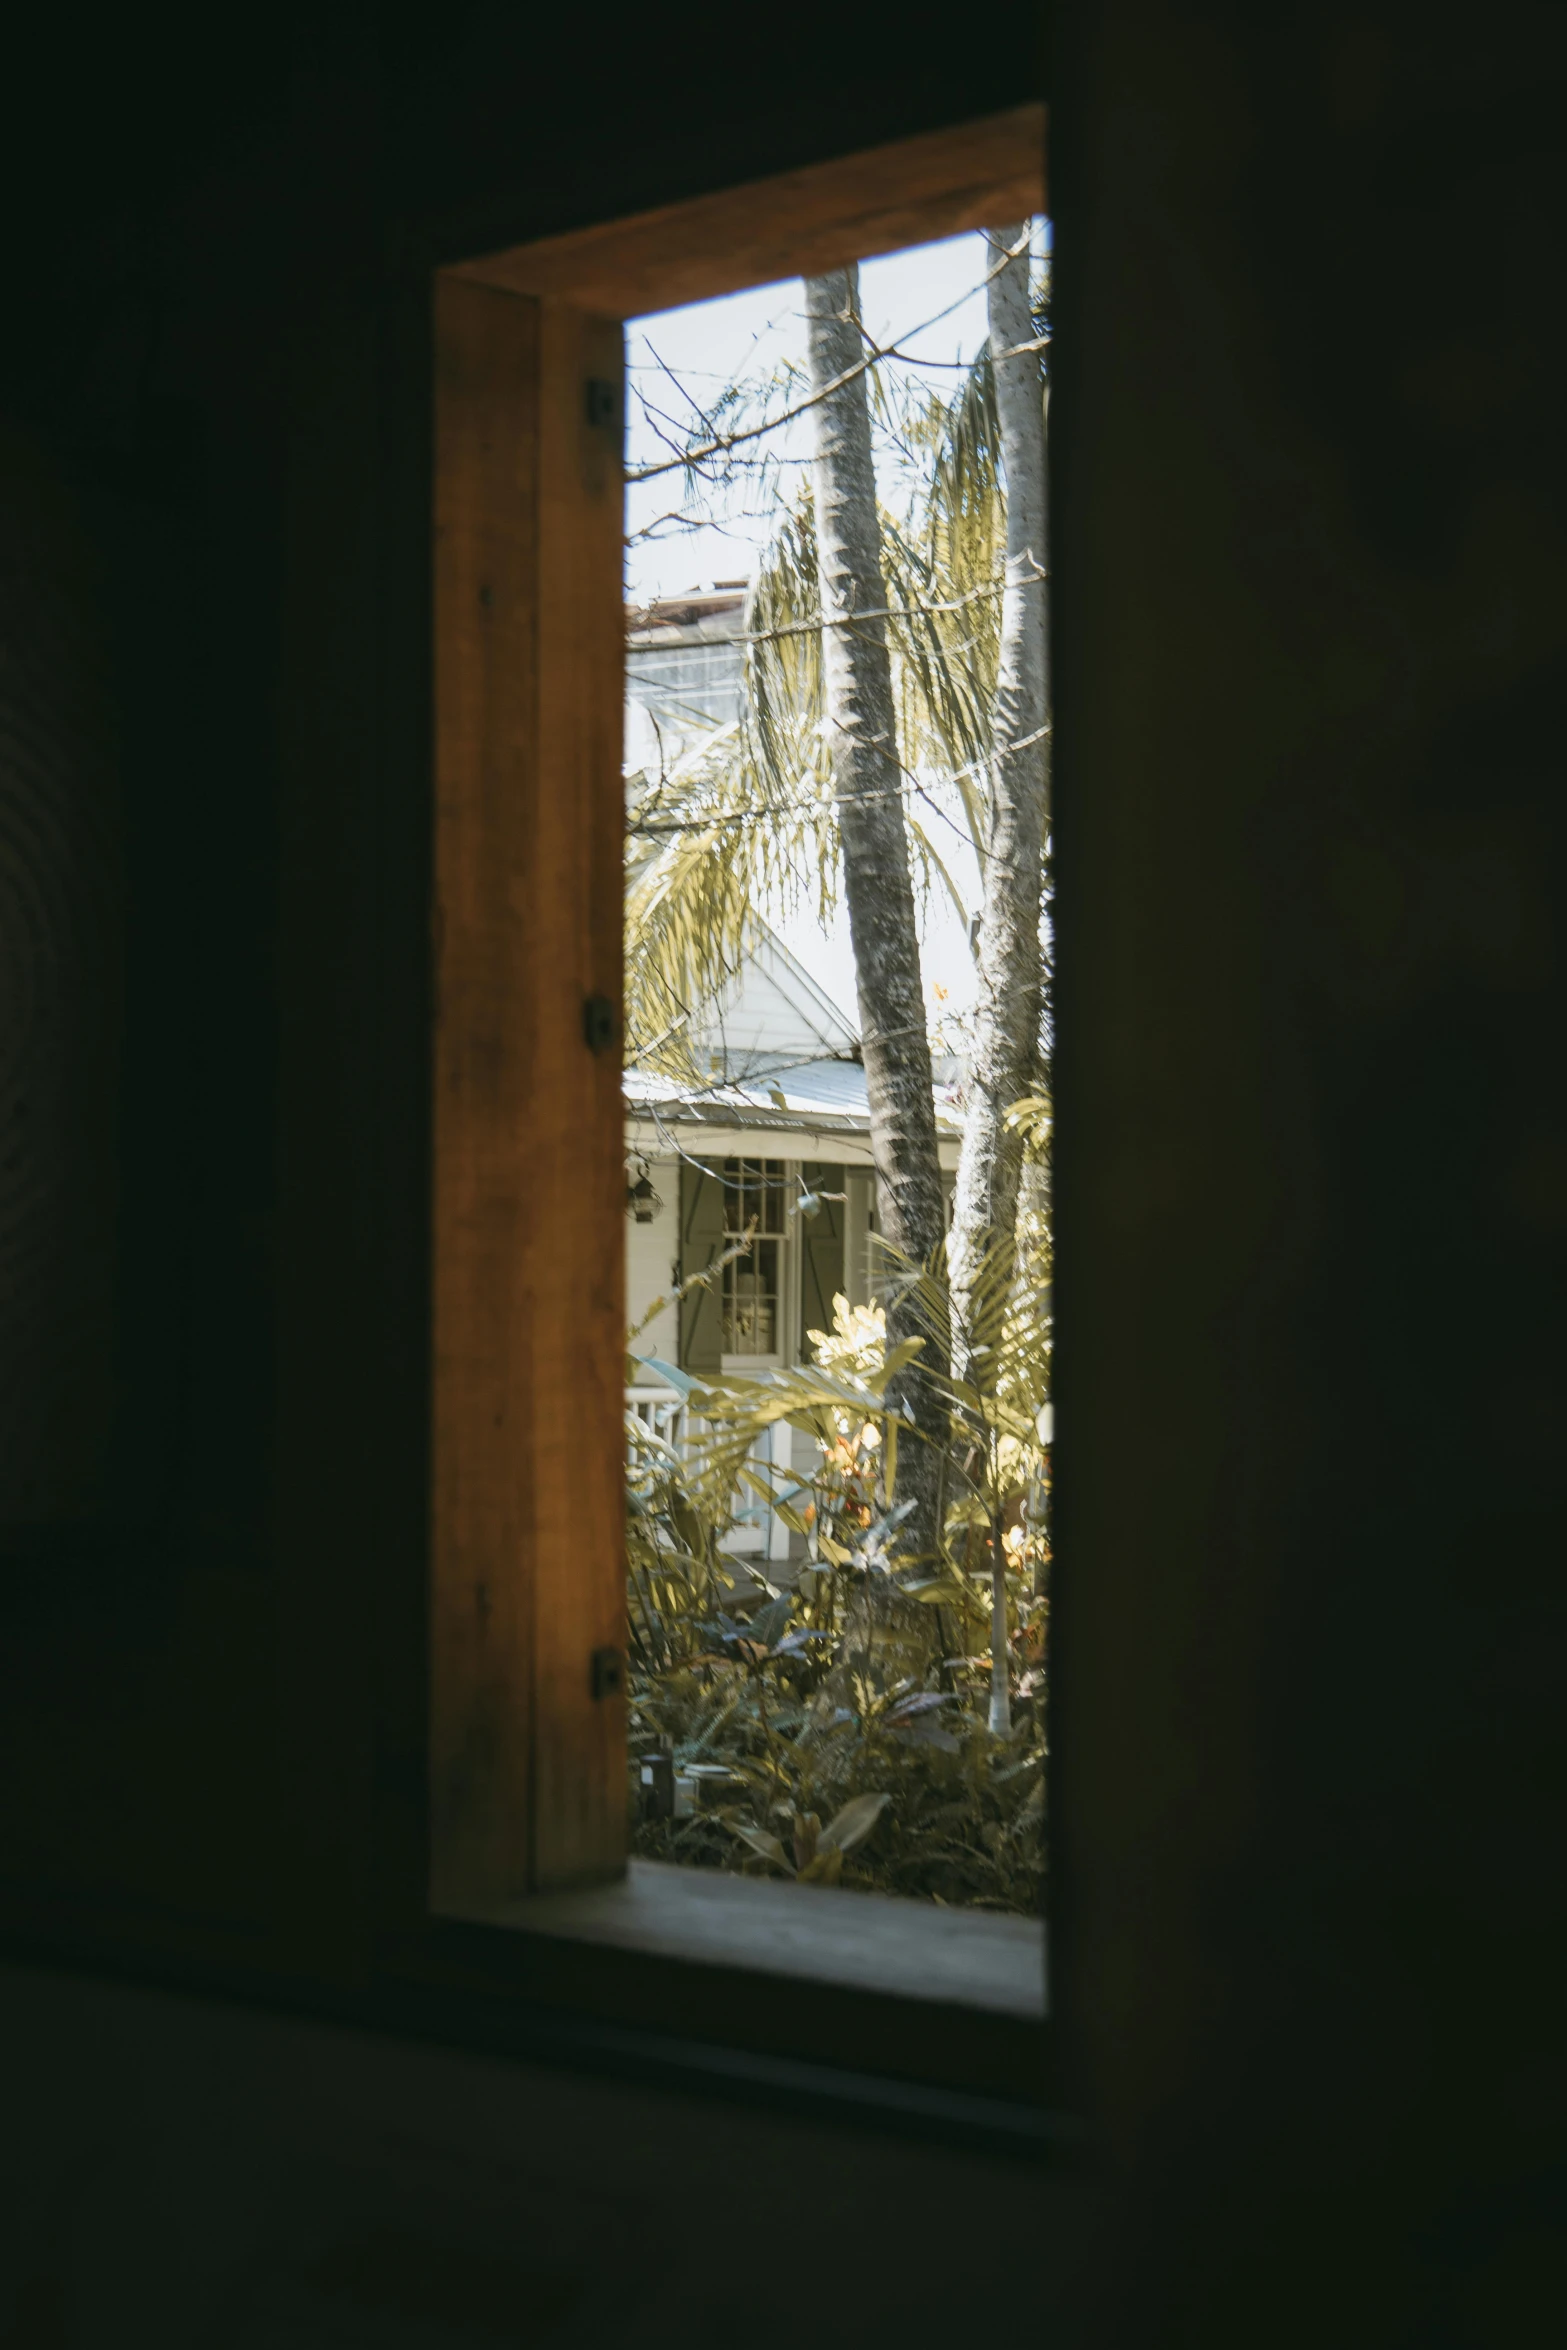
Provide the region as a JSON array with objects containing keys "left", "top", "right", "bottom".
[
  {"left": 1052, "top": 1, "right": 1566, "bottom": 2335},
  {"left": 0, "top": 0, "right": 1044, "bottom": 1962},
  {"left": 0, "top": 0, "right": 1563, "bottom": 2338},
  {"left": 0, "top": 1954, "right": 1077, "bottom": 2348}
]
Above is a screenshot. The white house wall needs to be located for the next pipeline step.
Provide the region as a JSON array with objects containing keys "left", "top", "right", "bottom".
[{"left": 624, "top": 1157, "right": 681, "bottom": 1369}]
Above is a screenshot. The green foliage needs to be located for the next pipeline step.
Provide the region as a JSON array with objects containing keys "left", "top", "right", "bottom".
[{"left": 626, "top": 1263, "right": 1049, "bottom": 1916}]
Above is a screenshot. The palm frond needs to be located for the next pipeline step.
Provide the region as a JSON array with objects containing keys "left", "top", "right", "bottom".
[{"left": 625, "top": 295, "right": 1045, "bottom": 1080}]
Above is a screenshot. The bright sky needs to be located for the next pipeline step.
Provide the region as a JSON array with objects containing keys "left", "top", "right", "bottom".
[
  {"left": 623, "top": 230, "right": 1042, "bottom": 1031},
  {"left": 625, "top": 231, "right": 999, "bottom": 605}
]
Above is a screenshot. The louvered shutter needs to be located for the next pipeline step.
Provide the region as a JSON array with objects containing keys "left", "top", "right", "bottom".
[
  {"left": 798, "top": 1162, "right": 846, "bottom": 1357},
  {"left": 678, "top": 1162, "right": 727, "bottom": 1372}
]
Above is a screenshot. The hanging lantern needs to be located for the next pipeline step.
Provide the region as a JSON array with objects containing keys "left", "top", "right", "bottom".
[{"left": 626, "top": 1163, "right": 662, "bottom": 1222}]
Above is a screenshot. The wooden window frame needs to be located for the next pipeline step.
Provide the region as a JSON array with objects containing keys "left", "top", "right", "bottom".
[{"left": 426, "top": 104, "right": 1051, "bottom": 2104}]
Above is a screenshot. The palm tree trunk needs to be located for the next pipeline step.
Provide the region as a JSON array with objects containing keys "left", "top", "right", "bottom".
[
  {"left": 989, "top": 1510, "right": 1012, "bottom": 1737},
  {"left": 805, "top": 266, "right": 947, "bottom": 1557},
  {"left": 949, "top": 223, "right": 1050, "bottom": 1371}
]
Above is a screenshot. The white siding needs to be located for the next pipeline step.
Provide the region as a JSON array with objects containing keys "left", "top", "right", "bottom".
[
  {"left": 702, "top": 930, "right": 858, "bottom": 1072},
  {"left": 624, "top": 1157, "right": 681, "bottom": 1368}
]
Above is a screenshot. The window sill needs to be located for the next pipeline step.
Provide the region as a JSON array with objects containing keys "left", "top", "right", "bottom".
[{"left": 472, "top": 1860, "right": 1046, "bottom": 2020}]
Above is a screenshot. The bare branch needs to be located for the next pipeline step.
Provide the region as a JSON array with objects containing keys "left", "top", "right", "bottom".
[{"left": 627, "top": 229, "right": 1031, "bottom": 486}]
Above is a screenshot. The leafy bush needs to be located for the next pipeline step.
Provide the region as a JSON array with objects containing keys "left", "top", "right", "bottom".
[{"left": 626, "top": 1262, "right": 1048, "bottom": 1914}]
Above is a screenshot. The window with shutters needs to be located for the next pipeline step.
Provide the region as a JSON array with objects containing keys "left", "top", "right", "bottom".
[{"left": 678, "top": 1159, "right": 851, "bottom": 1374}]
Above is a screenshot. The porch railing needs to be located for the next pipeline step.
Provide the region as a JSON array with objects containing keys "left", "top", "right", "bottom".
[
  {"left": 625, "top": 1385, "right": 687, "bottom": 1451},
  {"left": 624, "top": 1384, "right": 792, "bottom": 1562}
]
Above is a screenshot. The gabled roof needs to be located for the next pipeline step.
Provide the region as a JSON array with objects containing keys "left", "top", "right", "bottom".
[
  {"left": 695, "top": 921, "right": 860, "bottom": 1073},
  {"left": 625, "top": 916, "right": 964, "bottom": 1142}
]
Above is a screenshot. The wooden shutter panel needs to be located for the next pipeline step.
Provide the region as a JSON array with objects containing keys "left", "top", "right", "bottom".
[
  {"left": 678, "top": 1162, "right": 726, "bottom": 1373},
  {"left": 431, "top": 274, "right": 625, "bottom": 1908},
  {"left": 798, "top": 1162, "right": 846, "bottom": 1356},
  {"left": 842, "top": 1168, "right": 878, "bottom": 1310}
]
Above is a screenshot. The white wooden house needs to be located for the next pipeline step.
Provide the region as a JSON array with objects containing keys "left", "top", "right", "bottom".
[
  {"left": 624, "top": 923, "right": 961, "bottom": 1559},
  {"left": 623, "top": 590, "right": 963, "bottom": 1558}
]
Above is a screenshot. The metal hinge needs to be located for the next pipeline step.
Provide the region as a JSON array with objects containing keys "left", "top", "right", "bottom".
[
  {"left": 582, "top": 995, "right": 617, "bottom": 1053},
  {"left": 585, "top": 379, "right": 619, "bottom": 431}
]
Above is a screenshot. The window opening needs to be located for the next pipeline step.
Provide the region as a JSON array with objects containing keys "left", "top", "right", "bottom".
[
  {"left": 621, "top": 219, "right": 1051, "bottom": 1958},
  {"left": 720, "top": 1158, "right": 784, "bottom": 1357},
  {"left": 433, "top": 114, "right": 1050, "bottom": 2046}
]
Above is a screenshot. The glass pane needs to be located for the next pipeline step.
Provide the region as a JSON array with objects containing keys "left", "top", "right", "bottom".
[{"left": 722, "top": 1239, "right": 779, "bottom": 1355}]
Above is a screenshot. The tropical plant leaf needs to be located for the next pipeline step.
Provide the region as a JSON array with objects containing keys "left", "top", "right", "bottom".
[
  {"left": 747, "top": 1594, "right": 793, "bottom": 1649},
  {"left": 820, "top": 1790, "right": 892, "bottom": 1856},
  {"left": 729, "top": 1821, "right": 793, "bottom": 1872}
]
